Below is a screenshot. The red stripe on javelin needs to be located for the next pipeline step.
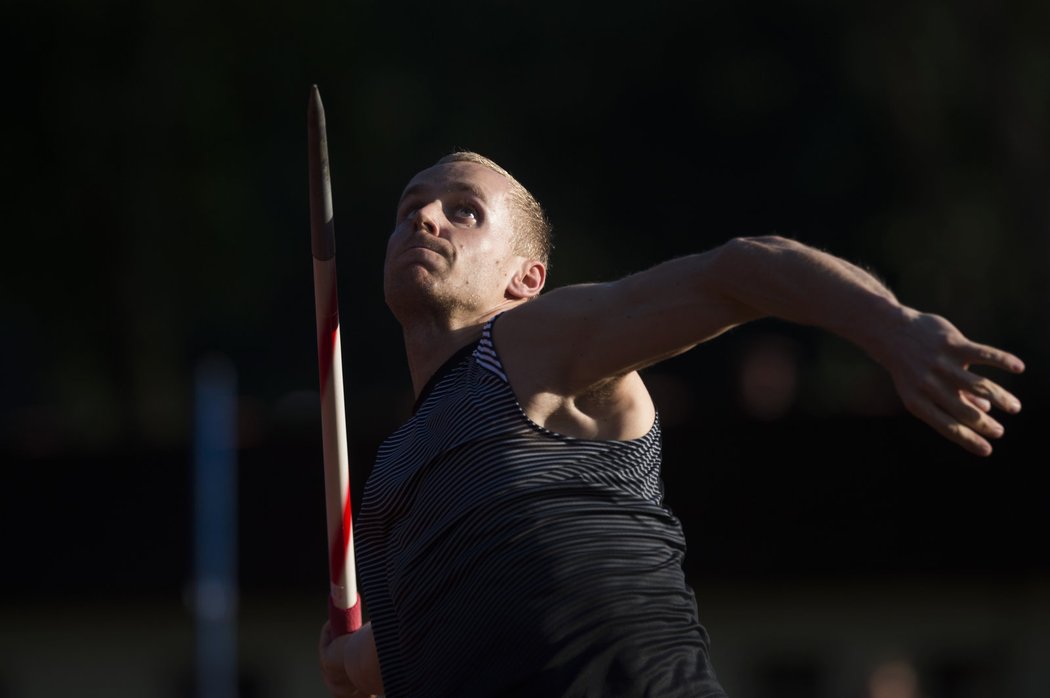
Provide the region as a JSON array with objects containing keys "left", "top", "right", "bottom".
[
  {"left": 318, "top": 277, "right": 350, "bottom": 587},
  {"left": 317, "top": 282, "right": 339, "bottom": 389},
  {"left": 329, "top": 486, "right": 353, "bottom": 584}
]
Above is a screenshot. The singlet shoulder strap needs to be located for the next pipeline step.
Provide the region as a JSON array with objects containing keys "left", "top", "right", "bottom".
[
  {"left": 412, "top": 341, "right": 476, "bottom": 414},
  {"left": 472, "top": 313, "right": 509, "bottom": 383}
]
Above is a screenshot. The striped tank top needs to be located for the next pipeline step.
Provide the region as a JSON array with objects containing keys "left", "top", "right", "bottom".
[{"left": 356, "top": 317, "right": 726, "bottom": 697}]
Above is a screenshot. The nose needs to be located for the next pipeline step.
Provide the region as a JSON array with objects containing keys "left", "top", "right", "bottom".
[{"left": 413, "top": 200, "right": 443, "bottom": 236}]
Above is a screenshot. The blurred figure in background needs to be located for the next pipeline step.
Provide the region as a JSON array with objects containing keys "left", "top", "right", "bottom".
[{"left": 867, "top": 658, "right": 923, "bottom": 698}]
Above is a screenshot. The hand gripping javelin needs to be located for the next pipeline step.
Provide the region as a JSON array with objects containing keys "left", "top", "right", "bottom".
[{"left": 308, "top": 85, "right": 361, "bottom": 635}]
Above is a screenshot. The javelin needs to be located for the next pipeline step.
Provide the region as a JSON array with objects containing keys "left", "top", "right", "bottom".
[{"left": 308, "top": 85, "right": 361, "bottom": 635}]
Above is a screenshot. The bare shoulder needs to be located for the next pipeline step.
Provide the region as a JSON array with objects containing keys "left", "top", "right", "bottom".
[
  {"left": 493, "top": 257, "right": 751, "bottom": 392},
  {"left": 493, "top": 284, "right": 607, "bottom": 394},
  {"left": 493, "top": 300, "right": 656, "bottom": 441},
  {"left": 486, "top": 248, "right": 756, "bottom": 438}
]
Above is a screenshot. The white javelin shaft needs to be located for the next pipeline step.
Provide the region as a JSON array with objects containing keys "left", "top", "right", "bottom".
[{"left": 308, "top": 84, "right": 360, "bottom": 634}]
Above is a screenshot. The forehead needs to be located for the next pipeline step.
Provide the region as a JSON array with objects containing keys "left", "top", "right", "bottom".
[{"left": 399, "top": 161, "right": 512, "bottom": 206}]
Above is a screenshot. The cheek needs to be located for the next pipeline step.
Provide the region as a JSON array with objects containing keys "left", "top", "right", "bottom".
[
  {"left": 386, "top": 226, "right": 406, "bottom": 253},
  {"left": 383, "top": 232, "right": 405, "bottom": 272}
]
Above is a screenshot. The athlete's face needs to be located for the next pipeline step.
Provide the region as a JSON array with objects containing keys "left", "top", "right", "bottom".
[{"left": 384, "top": 161, "right": 523, "bottom": 318}]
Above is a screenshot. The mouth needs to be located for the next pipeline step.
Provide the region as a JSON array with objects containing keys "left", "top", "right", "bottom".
[{"left": 401, "top": 237, "right": 451, "bottom": 260}]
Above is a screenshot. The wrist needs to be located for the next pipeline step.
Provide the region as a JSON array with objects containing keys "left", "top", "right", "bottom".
[{"left": 839, "top": 294, "right": 912, "bottom": 366}]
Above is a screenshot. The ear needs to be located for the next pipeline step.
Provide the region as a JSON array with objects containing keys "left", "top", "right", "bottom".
[{"left": 505, "top": 259, "right": 546, "bottom": 300}]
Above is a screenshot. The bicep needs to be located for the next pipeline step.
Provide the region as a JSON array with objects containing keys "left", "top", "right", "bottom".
[{"left": 506, "top": 246, "right": 762, "bottom": 396}]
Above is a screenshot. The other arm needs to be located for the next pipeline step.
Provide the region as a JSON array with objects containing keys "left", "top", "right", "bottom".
[{"left": 502, "top": 235, "right": 1024, "bottom": 455}]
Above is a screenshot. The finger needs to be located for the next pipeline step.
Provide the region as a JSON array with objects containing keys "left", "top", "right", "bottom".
[
  {"left": 923, "top": 373, "right": 1006, "bottom": 440},
  {"left": 957, "top": 340, "right": 1025, "bottom": 374},
  {"left": 961, "top": 391, "right": 991, "bottom": 413},
  {"left": 905, "top": 393, "right": 994, "bottom": 456},
  {"left": 939, "top": 362, "right": 1022, "bottom": 414},
  {"left": 919, "top": 396, "right": 991, "bottom": 457},
  {"left": 319, "top": 621, "right": 334, "bottom": 653}
]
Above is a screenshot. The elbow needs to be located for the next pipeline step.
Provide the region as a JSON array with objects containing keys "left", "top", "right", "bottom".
[
  {"left": 688, "top": 238, "right": 768, "bottom": 320},
  {"left": 698, "top": 236, "right": 790, "bottom": 317},
  {"left": 723, "top": 234, "right": 796, "bottom": 254},
  {"left": 711, "top": 235, "right": 783, "bottom": 271},
  {"left": 715, "top": 235, "right": 801, "bottom": 272}
]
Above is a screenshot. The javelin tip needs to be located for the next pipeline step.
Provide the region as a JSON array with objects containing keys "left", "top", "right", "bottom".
[
  {"left": 309, "top": 85, "right": 324, "bottom": 118},
  {"left": 308, "top": 86, "right": 335, "bottom": 260}
]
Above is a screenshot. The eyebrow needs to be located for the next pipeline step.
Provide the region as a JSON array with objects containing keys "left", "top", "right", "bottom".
[{"left": 397, "top": 180, "right": 489, "bottom": 209}]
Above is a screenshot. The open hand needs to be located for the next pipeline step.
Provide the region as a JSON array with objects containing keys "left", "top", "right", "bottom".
[{"left": 878, "top": 309, "right": 1024, "bottom": 456}]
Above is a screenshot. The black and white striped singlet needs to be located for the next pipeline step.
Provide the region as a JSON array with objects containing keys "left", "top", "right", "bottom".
[{"left": 356, "top": 318, "right": 726, "bottom": 697}]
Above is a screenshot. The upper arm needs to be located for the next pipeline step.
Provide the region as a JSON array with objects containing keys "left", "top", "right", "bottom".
[{"left": 499, "top": 240, "right": 763, "bottom": 398}]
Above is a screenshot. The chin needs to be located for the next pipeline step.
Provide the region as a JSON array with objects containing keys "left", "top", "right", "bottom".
[{"left": 385, "top": 274, "right": 446, "bottom": 318}]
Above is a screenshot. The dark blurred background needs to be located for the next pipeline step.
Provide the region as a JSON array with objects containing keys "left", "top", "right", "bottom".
[{"left": 2, "top": 0, "right": 1047, "bottom": 696}]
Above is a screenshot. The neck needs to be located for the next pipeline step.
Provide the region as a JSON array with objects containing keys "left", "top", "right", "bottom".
[{"left": 400, "top": 299, "right": 522, "bottom": 398}]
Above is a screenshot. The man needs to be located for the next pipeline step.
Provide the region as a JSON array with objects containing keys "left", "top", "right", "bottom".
[{"left": 319, "top": 152, "right": 1024, "bottom": 697}]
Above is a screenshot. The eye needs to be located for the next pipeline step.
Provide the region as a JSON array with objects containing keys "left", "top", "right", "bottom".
[
  {"left": 397, "top": 200, "right": 420, "bottom": 223},
  {"left": 451, "top": 202, "right": 479, "bottom": 223}
]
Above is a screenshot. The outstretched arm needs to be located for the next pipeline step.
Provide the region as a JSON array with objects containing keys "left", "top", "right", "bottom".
[{"left": 505, "top": 235, "right": 1024, "bottom": 455}]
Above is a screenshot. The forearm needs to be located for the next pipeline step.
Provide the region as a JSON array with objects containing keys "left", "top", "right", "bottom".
[{"left": 706, "top": 235, "right": 906, "bottom": 359}]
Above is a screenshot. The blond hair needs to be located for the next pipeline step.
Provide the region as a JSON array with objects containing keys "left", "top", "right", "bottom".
[{"left": 436, "top": 151, "right": 552, "bottom": 266}]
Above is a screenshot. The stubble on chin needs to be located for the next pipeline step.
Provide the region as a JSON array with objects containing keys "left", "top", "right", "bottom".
[
  {"left": 385, "top": 237, "right": 505, "bottom": 325},
  {"left": 384, "top": 266, "right": 476, "bottom": 324}
]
